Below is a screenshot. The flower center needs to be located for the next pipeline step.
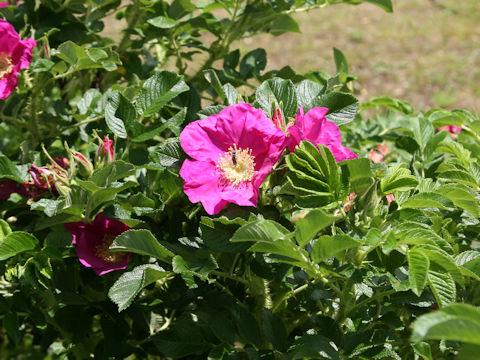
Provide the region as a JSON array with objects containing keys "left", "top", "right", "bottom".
[
  {"left": 0, "top": 53, "right": 13, "bottom": 79},
  {"left": 95, "top": 233, "right": 127, "bottom": 263},
  {"left": 217, "top": 144, "right": 256, "bottom": 186}
]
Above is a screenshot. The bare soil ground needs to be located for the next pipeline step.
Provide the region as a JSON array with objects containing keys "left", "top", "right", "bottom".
[{"left": 238, "top": 0, "right": 480, "bottom": 112}]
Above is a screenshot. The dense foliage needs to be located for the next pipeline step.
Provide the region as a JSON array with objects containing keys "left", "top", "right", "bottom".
[{"left": 1, "top": 0, "right": 480, "bottom": 359}]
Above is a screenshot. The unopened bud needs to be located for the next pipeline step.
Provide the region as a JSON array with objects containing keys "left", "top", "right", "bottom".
[
  {"left": 73, "top": 152, "right": 93, "bottom": 177},
  {"left": 96, "top": 135, "right": 115, "bottom": 167}
]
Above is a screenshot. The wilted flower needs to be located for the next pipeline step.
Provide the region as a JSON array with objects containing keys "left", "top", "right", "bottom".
[
  {"left": 286, "top": 106, "right": 357, "bottom": 162},
  {"left": 96, "top": 135, "right": 115, "bottom": 166},
  {"left": 180, "top": 103, "right": 287, "bottom": 215},
  {"left": 23, "top": 159, "right": 69, "bottom": 199},
  {"left": 0, "top": 19, "right": 36, "bottom": 99},
  {"left": 64, "top": 213, "right": 131, "bottom": 275}
]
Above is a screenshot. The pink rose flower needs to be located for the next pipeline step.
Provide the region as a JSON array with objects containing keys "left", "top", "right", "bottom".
[
  {"left": 64, "top": 213, "right": 131, "bottom": 275},
  {"left": 179, "top": 103, "right": 287, "bottom": 215},
  {"left": 0, "top": 1, "right": 20, "bottom": 7},
  {"left": 0, "top": 19, "right": 36, "bottom": 99},
  {"left": 438, "top": 125, "right": 461, "bottom": 135},
  {"left": 287, "top": 106, "right": 358, "bottom": 162}
]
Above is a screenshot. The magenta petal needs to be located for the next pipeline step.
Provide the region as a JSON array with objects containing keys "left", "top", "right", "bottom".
[
  {"left": 179, "top": 159, "right": 228, "bottom": 215},
  {"left": 329, "top": 145, "right": 358, "bottom": 162},
  {"left": 221, "top": 183, "right": 257, "bottom": 208},
  {"left": 0, "top": 73, "right": 18, "bottom": 100},
  {"left": 64, "top": 213, "right": 130, "bottom": 275}
]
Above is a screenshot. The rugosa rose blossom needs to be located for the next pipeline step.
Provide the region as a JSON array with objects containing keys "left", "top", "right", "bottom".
[
  {"left": 64, "top": 213, "right": 131, "bottom": 275},
  {"left": 286, "top": 106, "right": 357, "bottom": 162},
  {"left": 97, "top": 135, "right": 115, "bottom": 165},
  {"left": 180, "top": 103, "right": 287, "bottom": 215},
  {"left": 0, "top": 1, "right": 20, "bottom": 7},
  {"left": 0, "top": 19, "right": 36, "bottom": 99},
  {"left": 438, "top": 125, "right": 461, "bottom": 135}
]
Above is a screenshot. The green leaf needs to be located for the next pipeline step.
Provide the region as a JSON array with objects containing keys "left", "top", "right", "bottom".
[
  {"left": 296, "top": 80, "right": 325, "bottom": 111},
  {"left": 256, "top": 77, "right": 298, "bottom": 118},
  {"left": 428, "top": 268, "right": 456, "bottom": 307},
  {"left": 136, "top": 71, "right": 189, "bottom": 117},
  {"left": 90, "top": 161, "right": 136, "bottom": 187},
  {"left": 85, "top": 181, "right": 137, "bottom": 220},
  {"left": 311, "top": 234, "right": 361, "bottom": 263},
  {"left": 3, "top": 312, "right": 21, "bottom": 345},
  {"left": 412, "top": 117, "right": 434, "bottom": 152},
  {"left": 458, "top": 343, "right": 480, "bottom": 360},
  {"left": 240, "top": 48, "right": 267, "bottom": 78},
  {"left": 108, "top": 264, "right": 170, "bottom": 311},
  {"left": 262, "top": 309, "right": 287, "bottom": 351},
  {"left": 295, "top": 209, "right": 333, "bottom": 246},
  {"left": 361, "top": 95, "right": 413, "bottom": 114},
  {"left": 288, "top": 334, "right": 340, "bottom": 360},
  {"left": 365, "top": 0, "right": 393, "bottom": 12},
  {"left": 418, "top": 244, "right": 464, "bottom": 286},
  {"left": 149, "top": 137, "right": 184, "bottom": 168},
  {"left": 270, "top": 14, "right": 301, "bottom": 36},
  {"left": 412, "top": 342, "right": 433, "bottom": 360},
  {"left": 380, "top": 166, "right": 418, "bottom": 194},
  {"left": 104, "top": 91, "right": 138, "bottom": 139},
  {"left": 412, "top": 303, "right": 480, "bottom": 344},
  {"left": 402, "top": 192, "right": 455, "bottom": 211},
  {"left": 333, "top": 48, "right": 349, "bottom": 74},
  {"left": 203, "top": 69, "right": 226, "bottom": 102},
  {"left": 342, "top": 158, "right": 374, "bottom": 193},
  {"left": 0, "top": 155, "right": 23, "bottom": 182},
  {"left": 312, "top": 92, "right": 359, "bottom": 126},
  {"left": 438, "top": 184, "right": 480, "bottom": 217},
  {"left": 0, "top": 232, "right": 39, "bottom": 261},
  {"left": 54, "top": 41, "right": 121, "bottom": 71},
  {"left": 0, "top": 219, "right": 12, "bottom": 240},
  {"left": 408, "top": 248, "right": 430, "bottom": 296},
  {"left": 110, "top": 229, "right": 174, "bottom": 263},
  {"left": 231, "top": 219, "right": 290, "bottom": 243},
  {"left": 147, "top": 15, "right": 178, "bottom": 28}
]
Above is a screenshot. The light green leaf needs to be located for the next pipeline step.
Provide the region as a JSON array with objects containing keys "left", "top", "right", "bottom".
[
  {"left": 380, "top": 166, "right": 418, "bottom": 194},
  {"left": 270, "top": 14, "right": 301, "bottom": 36},
  {"left": 147, "top": 15, "right": 178, "bottom": 28},
  {"left": 110, "top": 229, "right": 174, "bottom": 263},
  {"left": 136, "top": 71, "right": 189, "bottom": 117},
  {"left": 402, "top": 192, "right": 455, "bottom": 211},
  {"left": 295, "top": 209, "right": 334, "bottom": 246},
  {"left": 108, "top": 264, "right": 170, "bottom": 311},
  {"left": 428, "top": 268, "right": 456, "bottom": 307},
  {"left": 256, "top": 78, "right": 298, "bottom": 118},
  {"left": 312, "top": 92, "right": 359, "bottom": 126},
  {"left": 0, "top": 232, "right": 39, "bottom": 261},
  {"left": 412, "top": 303, "right": 480, "bottom": 344},
  {"left": 311, "top": 235, "right": 361, "bottom": 263},
  {"left": 408, "top": 248, "right": 430, "bottom": 296}
]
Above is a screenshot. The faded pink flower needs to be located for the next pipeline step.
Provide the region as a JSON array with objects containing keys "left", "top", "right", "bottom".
[
  {"left": 287, "top": 106, "right": 357, "bottom": 162},
  {"left": 180, "top": 103, "right": 287, "bottom": 215},
  {"left": 64, "top": 213, "right": 131, "bottom": 275},
  {"left": 0, "top": 19, "right": 36, "bottom": 99},
  {"left": 368, "top": 141, "right": 391, "bottom": 164},
  {"left": 438, "top": 125, "right": 461, "bottom": 135}
]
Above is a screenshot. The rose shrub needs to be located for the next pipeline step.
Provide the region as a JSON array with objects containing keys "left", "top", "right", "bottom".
[{"left": 1, "top": 0, "right": 480, "bottom": 359}]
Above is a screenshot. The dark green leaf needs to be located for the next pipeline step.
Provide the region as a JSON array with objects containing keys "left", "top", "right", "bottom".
[{"left": 0, "top": 232, "right": 39, "bottom": 261}]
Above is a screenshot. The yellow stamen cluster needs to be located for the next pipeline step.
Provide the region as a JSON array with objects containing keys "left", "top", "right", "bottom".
[
  {"left": 95, "top": 233, "right": 126, "bottom": 263},
  {"left": 0, "top": 52, "right": 13, "bottom": 79},
  {"left": 217, "top": 144, "right": 256, "bottom": 186}
]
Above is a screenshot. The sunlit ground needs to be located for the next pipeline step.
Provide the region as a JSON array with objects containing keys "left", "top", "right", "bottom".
[{"left": 238, "top": 0, "right": 480, "bottom": 112}]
